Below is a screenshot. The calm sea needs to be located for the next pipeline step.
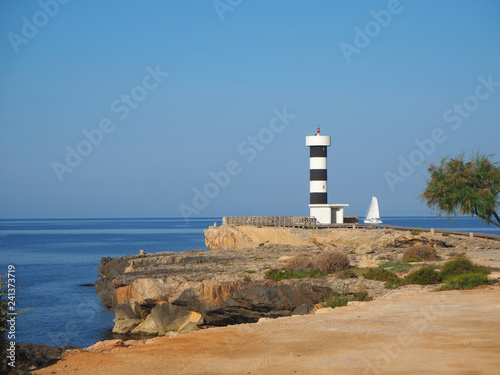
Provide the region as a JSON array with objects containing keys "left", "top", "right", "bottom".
[{"left": 0, "top": 216, "right": 498, "bottom": 348}]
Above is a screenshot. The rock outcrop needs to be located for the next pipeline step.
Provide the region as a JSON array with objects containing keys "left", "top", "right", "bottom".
[
  {"left": 94, "top": 246, "right": 384, "bottom": 336},
  {"left": 95, "top": 225, "right": 499, "bottom": 337},
  {"left": 204, "top": 225, "right": 454, "bottom": 251}
]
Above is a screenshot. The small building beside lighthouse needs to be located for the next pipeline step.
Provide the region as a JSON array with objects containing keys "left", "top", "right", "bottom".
[{"left": 306, "top": 127, "right": 348, "bottom": 224}]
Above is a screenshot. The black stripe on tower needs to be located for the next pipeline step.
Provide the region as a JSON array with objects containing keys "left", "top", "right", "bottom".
[
  {"left": 310, "top": 193, "right": 327, "bottom": 204},
  {"left": 310, "top": 169, "right": 327, "bottom": 181},
  {"left": 310, "top": 146, "right": 327, "bottom": 157}
]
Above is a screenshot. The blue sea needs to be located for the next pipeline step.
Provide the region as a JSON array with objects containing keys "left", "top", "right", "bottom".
[{"left": 0, "top": 216, "right": 498, "bottom": 348}]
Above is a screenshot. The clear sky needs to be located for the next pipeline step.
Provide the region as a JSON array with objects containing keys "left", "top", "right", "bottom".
[{"left": 1, "top": 0, "right": 499, "bottom": 219}]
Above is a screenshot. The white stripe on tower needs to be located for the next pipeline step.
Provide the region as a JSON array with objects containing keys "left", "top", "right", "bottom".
[
  {"left": 310, "top": 180, "right": 327, "bottom": 193},
  {"left": 309, "top": 157, "right": 327, "bottom": 170}
]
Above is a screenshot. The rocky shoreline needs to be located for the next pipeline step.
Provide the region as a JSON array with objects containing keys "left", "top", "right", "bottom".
[
  {"left": 93, "top": 226, "right": 500, "bottom": 337},
  {"left": 14, "top": 225, "right": 500, "bottom": 373}
]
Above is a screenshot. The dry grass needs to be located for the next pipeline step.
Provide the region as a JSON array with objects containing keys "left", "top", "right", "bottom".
[
  {"left": 402, "top": 245, "right": 439, "bottom": 262},
  {"left": 286, "top": 251, "right": 350, "bottom": 274}
]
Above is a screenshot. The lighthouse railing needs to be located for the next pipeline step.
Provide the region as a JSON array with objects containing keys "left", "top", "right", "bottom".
[{"left": 222, "top": 216, "right": 317, "bottom": 228}]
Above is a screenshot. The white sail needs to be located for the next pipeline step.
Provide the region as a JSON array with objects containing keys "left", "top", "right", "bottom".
[{"left": 364, "top": 196, "right": 382, "bottom": 224}]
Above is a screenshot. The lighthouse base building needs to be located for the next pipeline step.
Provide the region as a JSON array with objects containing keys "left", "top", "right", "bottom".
[
  {"left": 309, "top": 204, "right": 348, "bottom": 225},
  {"left": 306, "top": 127, "right": 349, "bottom": 224}
]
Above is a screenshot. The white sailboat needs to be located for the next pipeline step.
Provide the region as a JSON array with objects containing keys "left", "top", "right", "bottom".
[{"left": 364, "top": 196, "right": 382, "bottom": 224}]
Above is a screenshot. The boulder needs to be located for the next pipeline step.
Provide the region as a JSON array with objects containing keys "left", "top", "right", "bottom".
[
  {"left": 356, "top": 245, "right": 373, "bottom": 254},
  {"left": 85, "top": 339, "right": 124, "bottom": 353},
  {"left": 358, "top": 255, "right": 382, "bottom": 269}
]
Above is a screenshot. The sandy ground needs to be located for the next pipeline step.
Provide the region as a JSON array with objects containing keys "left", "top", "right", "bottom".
[{"left": 36, "top": 285, "right": 500, "bottom": 375}]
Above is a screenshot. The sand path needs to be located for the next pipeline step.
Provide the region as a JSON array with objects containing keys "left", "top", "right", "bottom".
[{"left": 36, "top": 286, "right": 500, "bottom": 375}]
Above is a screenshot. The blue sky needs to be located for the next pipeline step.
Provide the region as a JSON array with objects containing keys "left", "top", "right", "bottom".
[{"left": 1, "top": 0, "right": 499, "bottom": 219}]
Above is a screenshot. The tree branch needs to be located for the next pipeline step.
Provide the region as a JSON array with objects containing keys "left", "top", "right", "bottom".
[
  {"left": 476, "top": 212, "right": 500, "bottom": 228},
  {"left": 493, "top": 211, "right": 500, "bottom": 227}
]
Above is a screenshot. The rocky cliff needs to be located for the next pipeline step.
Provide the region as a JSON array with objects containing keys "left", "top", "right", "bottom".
[
  {"left": 95, "top": 226, "right": 496, "bottom": 337},
  {"left": 94, "top": 245, "right": 384, "bottom": 336}
]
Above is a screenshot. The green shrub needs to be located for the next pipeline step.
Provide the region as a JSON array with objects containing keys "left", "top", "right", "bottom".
[
  {"left": 264, "top": 268, "right": 326, "bottom": 282},
  {"left": 314, "top": 251, "right": 350, "bottom": 274},
  {"left": 243, "top": 275, "right": 252, "bottom": 282},
  {"left": 404, "top": 267, "right": 441, "bottom": 285},
  {"left": 440, "top": 258, "right": 490, "bottom": 280},
  {"left": 323, "top": 294, "right": 349, "bottom": 308},
  {"left": 441, "top": 232, "right": 450, "bottom": 237},
  {"left": 402, "top": 245, "right": 439, "bottom": 262},
  {"left": 404, "top": 255, "right": 422, "bottom": 263},
  {"left": 353, "top": 290, "right": 372, "bottom": 301},
  {"left": 439, "top": 273, "right": 491, "bottom": 290},
  {"left": 363, "top": 267, "right": 403, "bottom": 288},
  {"left": 363, "top": 267, "right": 399, "bottom": 283},
  {"left": 244, "top": 270, "right": 257, "bottom": 274},
  {"left": 411, "top": 230, "right": 422, "bottom": 236},
  {"left": 335, "top": 268, "right": 358, "bottom": 279},
  {"left": 381, "top": 261, "right": 414, "bottom": 272}
]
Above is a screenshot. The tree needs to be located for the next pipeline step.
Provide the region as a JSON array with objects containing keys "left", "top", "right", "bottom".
[{"left": 420, "top": 152, "right": 500, "bottom": 227}]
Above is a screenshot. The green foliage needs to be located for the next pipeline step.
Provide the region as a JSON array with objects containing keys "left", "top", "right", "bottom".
[
  {"left": 353, "top": 290, "right": 373, "bottom": 301},
  {"left": 404, "top": 267, "right": 441, "bottom": 285},
  {"left": 438, "top": 273, "right": 491, "bottom": 290},
  {"left": 441, "top": 232, "right": 450, "bottom": 237},
  {"left": 335, "top": 268, "right": 358, "bottom": 279},
  {"left": 420, "top": 152, "right": 500, "bottom": 227},
  {"left": 243, "top": 275, "right": 252, "bottom": 282},
  {"left": 244, "top": 270, "right": 257, "bottom": 274},
  {"left": 440, "top": 258, "right": 490, "bottom": 280},
  {"left": 381, "top": 261, "right": 415, "bottom": 272},
  {"left": 363, "top": 267, "right": 400, "bottom": 285},
  {"left": 364, "top": 265, "right": 442, "bottom": 288},
  {"left": 323, "top": 294, "right": 349, "bottom": 308},
  {"left": 322, "top": 287, "right": 373, "bottom": 309},
  {"left": 404, "top": 255, "right": 422, "bottom": 263},
  {"left": 410, "top": 230, "right": 422, "bottom": 236},
  {"left": 264, "top": 268, "right": 326, "bottom": 282}
]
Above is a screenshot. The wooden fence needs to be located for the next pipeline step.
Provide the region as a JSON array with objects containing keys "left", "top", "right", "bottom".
[
  {"left": 220, "top": 216, "right": 500, "bottom": 240},
  {"left": 222, "top": 216, "right": 317, "bottom": 228}
]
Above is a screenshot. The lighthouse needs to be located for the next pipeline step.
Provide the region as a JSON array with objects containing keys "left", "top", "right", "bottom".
[{"left": 306, "top": 126, "right": 348, "bottom": 224}]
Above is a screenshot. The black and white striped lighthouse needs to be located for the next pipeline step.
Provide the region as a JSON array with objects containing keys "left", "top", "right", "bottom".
[
  {"left": 306, "top": 126, "right": 348, "bottom": 224},
  {"left": 306, "top": 126, "right": 330, "bottom": 205}
]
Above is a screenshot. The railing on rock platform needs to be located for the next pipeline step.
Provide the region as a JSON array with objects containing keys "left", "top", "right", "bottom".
[
  {"left": 222, "top": 216, "right": 317, "bottom": 228},
  {"left": 219, "top": 216, "right": 500, "bottom": 241}
]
